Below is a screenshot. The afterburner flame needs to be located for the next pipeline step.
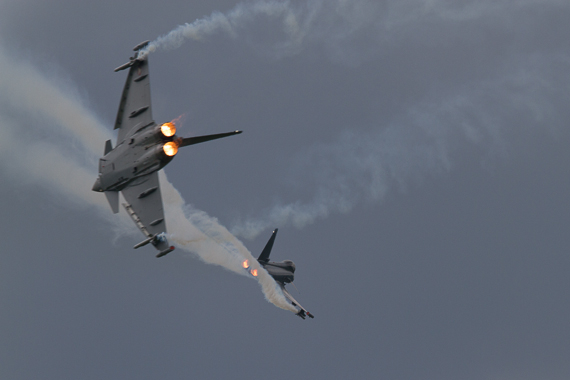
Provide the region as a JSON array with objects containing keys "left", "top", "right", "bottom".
[
  {"left": 161, "top": 122, "right": 176, "bottom": 137},
  {"left": 163, "top": 141, "right": 179, "bottom": 156},
  {"left": 251, "top": 269, "right": 258, "bottom": 277},
  {"left": 242, "top": 260, "right": 249, "bottom": 269}
]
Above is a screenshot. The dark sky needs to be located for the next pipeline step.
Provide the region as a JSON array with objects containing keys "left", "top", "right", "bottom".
[{"left": 1, "top": 1, "right": 570, "bottom": 379}]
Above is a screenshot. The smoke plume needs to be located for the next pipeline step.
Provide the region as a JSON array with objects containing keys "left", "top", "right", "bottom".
[
  {"left": 231, "top": 54, "right": 570, "bottom": 238},
  {"left": 136, "top": 0, "right": 570, "bottom": 239},
  {"left": 141, "top": 0, "right": 569, "bottom": 62},
  {"left": 2, "top": 0, "right": 569, "bottom": 312},
  {"left": 141, "top": 0, "right": 310, "bottom": 58}
]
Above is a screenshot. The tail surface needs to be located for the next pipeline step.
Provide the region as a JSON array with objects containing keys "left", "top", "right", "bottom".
[
  {"left": 178, "top": 130, "right": 242, "bottom": 147},
  {"left": 258, "top": 228, "right": 278, "bottom": 263}
]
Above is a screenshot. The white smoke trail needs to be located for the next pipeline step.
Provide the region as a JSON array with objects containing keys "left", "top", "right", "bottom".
[
  {"left": 141, "top": 0, "right": 312, "bottom": 58},
  {"left": 0, "top": 47, "right": 113, "bottom": 212},
  {"left": 0, "top": 49, "right": 110, "bottom": 162},
  {"left": 133, "top": 0, "right": 570, "bottom": 239},
  {"left": 231, "top": 53, "right": 570, "bottom": 238},
  {"left": 160, "top": 173, "right": 296, "bottom": 311},
  {"left": 140, "top": 0, "right": 568, "bottom": 63},
  {"left": 0, "top": 44, "right": 296, "bottom": 313},
  {"left": 3, "top": 0, "right": 568, "bottom": 311}
]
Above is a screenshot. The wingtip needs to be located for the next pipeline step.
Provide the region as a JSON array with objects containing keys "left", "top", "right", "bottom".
[{"left": 133, "top": 40, "right": 150, "bottom": 51}]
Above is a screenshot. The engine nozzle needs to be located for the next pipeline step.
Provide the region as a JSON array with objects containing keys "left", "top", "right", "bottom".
[
  {"left": 160, "top": 122, "right": 176, "bottom": 137},
  {"left": 163, "top": 141, "right": 179, "bottom": 157}
]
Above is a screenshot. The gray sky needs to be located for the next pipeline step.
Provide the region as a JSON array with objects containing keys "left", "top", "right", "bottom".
[{"left": 1, "top": 1, "right": 570, "bottom": 379}]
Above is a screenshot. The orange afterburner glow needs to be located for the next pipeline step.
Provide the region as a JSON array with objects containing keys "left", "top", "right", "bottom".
[
  {"left": 163, "top": 141, "right": 179, "bottom": 156},
  {"left": 160, "top": 122, "right": 176, "bottom": 137},
  {"left": 242, "top": 260, "right": 249, "bottom": 269},
  {"left": 250, "top": 269, "right": 258, "bottom": 277}
]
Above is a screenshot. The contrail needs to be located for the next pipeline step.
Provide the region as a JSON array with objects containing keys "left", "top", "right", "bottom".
[
  {"left": 160, "top": 175, "right": 296, "bottom": 311},
  {"left": 3, "top": 0, "right": 568, "bottom": 312},
  {"left": 0, "top": 47, "right": 112, "bottom": 211},
  {"left": 231, "top": 53, "right": 570, "bottom": 238},
  {"left": 135, "top": 0, "right": 570, "bottom": 239},
  {"left": 141, "top": 0, "right": 311, "bottom": 58},
  {"left": 0, "top": 45, "right": 297, "bottom": 313},
  {"left": 141, "top": 0, "right": 568, "bottom": 62}
]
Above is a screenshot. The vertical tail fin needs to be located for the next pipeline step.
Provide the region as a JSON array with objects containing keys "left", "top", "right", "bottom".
[
  {"left": 258, "top": 228, "right": 278, "bottom": 262},
  {"left": 104, "top": 140, "right": 113, "bottom": 155}
]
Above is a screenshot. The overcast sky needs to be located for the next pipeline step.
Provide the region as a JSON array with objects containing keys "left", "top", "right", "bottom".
[{"left": 1, "top": 1, "right": 570, "bottom": 379}]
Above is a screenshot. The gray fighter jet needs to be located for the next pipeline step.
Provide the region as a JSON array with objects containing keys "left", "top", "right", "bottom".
[
  {"left": 253, "top": 229, "right": 314, "bottom": 319},
  {"left": 92, "top": 41, "right": 241, "bottom": 258}
]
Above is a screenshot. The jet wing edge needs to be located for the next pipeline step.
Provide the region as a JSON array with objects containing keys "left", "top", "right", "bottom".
[
  {"left": 123, "top": 202, "right": 153, "bottom": 238},
  {"left": 278, "top": 282, "right": 314, "bottom": 319},
  {"left": 114, "top": 65, "right": 135, "bottom": 131},
  {"left": 122, "top": 201, "right": 175, "bottom": 258}
]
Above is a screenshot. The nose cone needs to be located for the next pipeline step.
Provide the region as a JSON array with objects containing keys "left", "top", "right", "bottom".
[{"left": 92, "top": 177, "right": 103, "bottom": 192}]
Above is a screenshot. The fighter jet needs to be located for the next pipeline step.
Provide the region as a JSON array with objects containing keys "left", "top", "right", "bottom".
[
  {"left": 92, "top": 41, "right": 241, "bottom": 258},
  {"left": 249, "top": 229, "right": 314, "bottom": 319}
]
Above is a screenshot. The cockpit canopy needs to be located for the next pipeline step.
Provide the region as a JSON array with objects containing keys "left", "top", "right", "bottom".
[{"left": 282, "top": 260, "right": 296, "bottom": 273}]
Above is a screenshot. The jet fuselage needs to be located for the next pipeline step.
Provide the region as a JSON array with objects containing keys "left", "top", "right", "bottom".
[
  {"left": 259, "top": 260, "right": 296, "bottom": 284},
  {"left": 92, "top": 41, "right": 241, "bottom": 258},
  {"left": 92, "top": 122, "right": 178, "bottom": 193},
  {"left": 253, "top": 228, "right": 314, "bottom": 319}
]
